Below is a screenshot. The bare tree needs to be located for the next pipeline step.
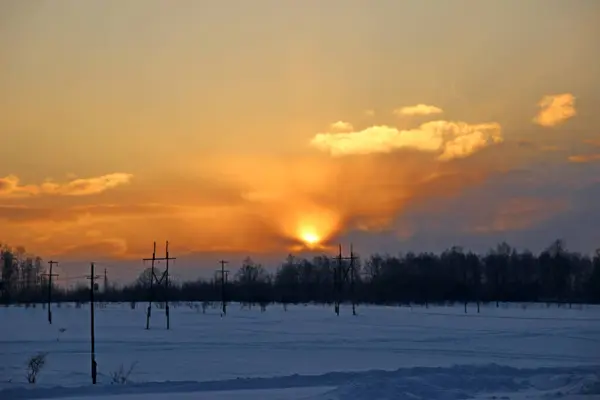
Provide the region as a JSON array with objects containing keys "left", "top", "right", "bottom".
[
  {"left": 26, "top": 352, "right": 47, "bottom": 384},
  {"left": 136, "top": 267, "right": 162, "bottom": 288},
  {"left": 110, "top": 362, "right": 138, "bottom": 384}
]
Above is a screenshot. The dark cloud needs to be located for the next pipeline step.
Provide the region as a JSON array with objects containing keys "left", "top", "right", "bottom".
[{"left": 342, "top": 167, "right": 600, "bottom": 255}]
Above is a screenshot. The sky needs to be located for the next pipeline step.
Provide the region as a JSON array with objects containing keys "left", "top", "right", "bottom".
[{"left": 1, "top": 0, "right": 600, "bottom": 281}]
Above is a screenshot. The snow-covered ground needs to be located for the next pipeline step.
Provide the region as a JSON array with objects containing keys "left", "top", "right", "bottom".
[{"left": 1, "top": 302, "right": 599, "bottom": 399}]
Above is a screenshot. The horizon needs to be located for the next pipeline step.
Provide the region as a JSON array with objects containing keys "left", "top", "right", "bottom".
[
  {"left": 2, "top": 1, "right": 600, "bottom": 282},
  {"left": 3, "top": 239, "right": 596, "bottom": 287}
]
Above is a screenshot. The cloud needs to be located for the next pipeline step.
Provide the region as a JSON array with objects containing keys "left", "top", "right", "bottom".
[
  {"left": 364, "top": 109, "right": 375, "bottom": 117},
  {"left": 0, "top": 175, "right": 19, "bottom": 194},
  {"left": 0, "top": 205, "right": 77, "bottom": 223},
  {"left": 0, "top": 173, "right": 133, "bottom": 197},
  {"left": 584, "top": 139, "right": 600, "bottom": 147},
  {"left": 56, "top": 238, "right": 128, "bottom": 259},
  {"left": 310, "top": 120, "right": 503, "bottom": 161},
  {"left": 513, "top": 139, "right": 562, "bottom": 154},
  {"left": 467, "top": 198, "right": 566, "bottom": 234},
  {"left": 329, "top": 121, "right": 354, "bottom": 132},
  {"left": 540, "top": 145, "right": 561, "bottom": 152},
  {"left": 0, "top": 130, "right": 524, "bottom": 260},
  {"left": 533, "top": 93, "right": 576, "bottom": 127},
  {"left": 353, "top": 167, "right": 575, "bottom": 254},
  {"left": 0, "top": 203, "right": 187, "bottom": 224},
  {"left": 394, "top": 104, "right": 443, "bottom": 117},
  {"left": 516, "top": 139, "right": 534, "bottom": 147},
  {"left": 568, "top": 154, "right": 600, "bottom": 163}
]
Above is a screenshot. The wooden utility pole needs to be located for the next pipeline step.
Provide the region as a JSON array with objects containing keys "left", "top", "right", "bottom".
[
  {"left": 334, "top": 245, "right": 342, "bottom": 316},
  {"left": 217, "top": 260, "right": 229, "bottom": 316},
  {"left": 463, "top": 266, "right": 468, "bottom": 314},
  {"left": 144, "top": 242, "right": 157, "bottom": 330},
  {"left": 43, "top": 261, "right": 59, "bottom": 324},
  {"left": 164, "top": 241, "right": 171, "bottom": 330},
  {"left": 349, "top": 244, "right": 358, "bottom": 316},
  {"left": 86, "top": 263, "right": 100, "bottom": 384},
  {"left": 331, "top": 244, "right": 359, "bottom": 316},
  {"left": 142, "top": 241, "right": 176, "bottom": 329}
]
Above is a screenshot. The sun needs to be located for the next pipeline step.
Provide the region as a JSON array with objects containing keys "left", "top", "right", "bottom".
[
  {"left": 300, "top": 230, "right": 321, "bottom": 246},
  {"left": 285, "top": 206, "right": 340, "bottom": 251}
]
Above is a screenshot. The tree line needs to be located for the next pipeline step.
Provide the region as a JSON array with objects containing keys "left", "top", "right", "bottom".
[{"left": 2, "top": 240, "right": 600, "bottom": 306}]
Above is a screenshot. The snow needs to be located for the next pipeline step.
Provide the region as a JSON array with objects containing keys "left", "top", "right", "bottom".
[
  {"left": 93, "top": 387, "right": 332, "bottom": 400},
  {"left": 1, "top": 302, "right": 599, "bottom": 399}
]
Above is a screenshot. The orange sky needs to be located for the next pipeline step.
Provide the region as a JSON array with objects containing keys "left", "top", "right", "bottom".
[{"left": 1, "top": 1, "right": 600, "bottom": 266}]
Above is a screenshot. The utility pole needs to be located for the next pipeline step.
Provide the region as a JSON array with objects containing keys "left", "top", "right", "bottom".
[
  {"left": 142, "top": 241, "right": 176, "bottom": 329},
  {"left": 42, "top": 261, "right": 59, "bottom": 324},
  {"left": 164, "top": 241, "right": 171, "bottom": 330},
  {"left": 103, "top": 268, "right": 108, "bottom": 293},
  {"left": 349, "top": 244, "right": 358, "bottom": 316},
  {"left": 86, "top": 263, "right": 100, "bottom": 385},
  {"left": 463, "top": 266, "right": 468, "bottom": 314},
  {"left": 331, "top": 244, "right": 359, "bottom": 316},
  {"left": 334, "top": 245, "right": 342, "bottom": 316},
  {"left": 217, "top": 260, "right": 229, "bottom": 316},
  {"left": 102, "top": 268, "right": 108, "bottom": 305},
  {"left": 144, "top": 242, "right": 156, "bottom": 330}
]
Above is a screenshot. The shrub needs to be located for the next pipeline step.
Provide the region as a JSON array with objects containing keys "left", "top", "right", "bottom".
[{"left": 26, "top": 352, "right": 48, "bottom": 384}]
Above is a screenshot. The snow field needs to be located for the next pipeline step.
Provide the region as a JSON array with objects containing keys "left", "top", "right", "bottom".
[{"left": 1, "top": 301, "right": 599, "bottom": 399}]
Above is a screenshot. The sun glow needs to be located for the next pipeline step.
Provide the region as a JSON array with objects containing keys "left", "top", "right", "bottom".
[
  {"left": 276, "top": 203, "right": 341, "bottom": 251},
  {"left": 300, "top": 229, "right": 321, "bottom": 246}
]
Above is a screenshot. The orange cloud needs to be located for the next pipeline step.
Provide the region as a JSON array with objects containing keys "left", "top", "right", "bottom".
[
  {"left": 0, "top": 173, "right": 133, "bottom": 198},
  {"left": 329, "top": 121, "right": 354, "bottom": 132},
  {"left": 310, "top": 120, "right": 503, "bottom": 161},
  {"left": 567, "top": 154, "right": 600, "bottom": 163},
  {"left": 0, "top": 121, "right": 517, "bottom": 260},
  {"left": 394, "top": 104, "right": 444, "bottom": 117},
  {"left": 199, "top": 152, "right": 502, "bottom": 246},
  {"left": 540, "top": 145, "right": 561, "bottom": 152},
  {"left": 533, "top": 93, "right": 576, "bottom": 127},
  {"left": 8, "top": 148, "right": 506, "bottom": 258},
  {"left": 57, "top": 238, "right": 128, "bottom": 259}
]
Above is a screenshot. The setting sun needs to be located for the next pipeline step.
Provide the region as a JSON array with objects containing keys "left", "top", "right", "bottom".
[{"left": 300, "top": 230, "right": 321, "bottom": 246}]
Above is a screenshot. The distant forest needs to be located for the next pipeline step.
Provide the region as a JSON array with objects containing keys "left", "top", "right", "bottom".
[{"left": 2, "top": 240, "right": 600, "bottom": 306}]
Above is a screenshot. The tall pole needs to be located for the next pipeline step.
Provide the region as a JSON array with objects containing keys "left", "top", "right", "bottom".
[
  {"left": 103, "top": 268, "right": 108, "bottom": 305},
  {"left": 330, "top": 245, "right": 358, "bottom": 316},
  {"left": 45, "top": 261, "right": 58, "bottom": 324},
  {"left": 142, "top": 241, "right": 176, "bottom": 330},
  {"left": 331, "top": 245, "right": 342, "bottom": 316},
  {"left": 146, "top": 242, "right": 156, "bottom": 330},
  {"left": 165, "top": 241, "right": 170, "bottom": 330},
  {"left": 350, "top": 244, "right": 356, "bottom": 316},
  {"left": 87, "top": 263, "right": 99, "bottom": 385},
  {"left": 218, "top": 260, "right": 229, "bottom": 316}
]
